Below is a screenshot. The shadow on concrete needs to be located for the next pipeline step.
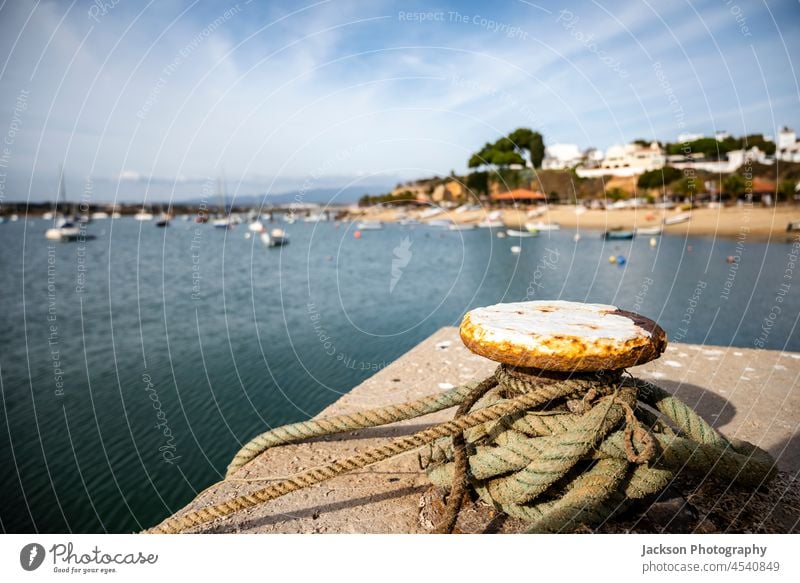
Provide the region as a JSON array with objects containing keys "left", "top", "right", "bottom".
[
  {"left": 771, "top": 431, "right": 800, "bottom": 473},
  {"left": 212, "top": 484, "right": 426, "bottom": 532},
  {"left": 653, "top": 380, "right": 736, "bottom": 428}
]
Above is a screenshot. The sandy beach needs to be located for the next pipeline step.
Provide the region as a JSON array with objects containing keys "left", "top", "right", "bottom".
[{"left": 357, "top": 204, "right": 800, "bottom": 240}]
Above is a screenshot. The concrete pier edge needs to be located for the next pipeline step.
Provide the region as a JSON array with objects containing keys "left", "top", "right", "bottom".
[{"left": 163, "top": 327, "right": 800, "bottom": 533}]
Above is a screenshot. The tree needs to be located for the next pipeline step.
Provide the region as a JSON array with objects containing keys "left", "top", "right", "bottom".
[
  {"left": 723, "top": 174, "right": 746, "bottom": 198},
  {"left": 467, "top": 128, "right": 545, "bottom": 169},
  {"left": 637, "top": 166, "right": 683, "bottom": 189},
  {"left": 508, "top": 128, "right": 545, "bottom": 168},
  {"left": 465, "top": 171, "right": 488, "bottom": 196}
]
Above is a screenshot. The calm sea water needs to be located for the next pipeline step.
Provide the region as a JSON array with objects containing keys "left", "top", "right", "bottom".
[{"left": 1, "top": 216, "right": 798, "bottom": 533}]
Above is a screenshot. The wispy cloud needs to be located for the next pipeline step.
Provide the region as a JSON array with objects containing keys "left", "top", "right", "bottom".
[{"left": 0, "top": 0, "right": 797, "bottom": 202}]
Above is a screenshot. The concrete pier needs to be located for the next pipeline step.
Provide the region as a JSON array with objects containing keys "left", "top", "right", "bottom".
[{"left": 164, "top": 328, "right": 800, "bottom": 533}]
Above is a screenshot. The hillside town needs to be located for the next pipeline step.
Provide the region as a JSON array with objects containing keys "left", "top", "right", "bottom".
[{"left": 367, "top": 126, "right": 800, "bottom": 208}]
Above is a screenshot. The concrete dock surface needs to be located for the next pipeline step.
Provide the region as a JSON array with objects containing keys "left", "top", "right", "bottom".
[{"left": 163, "top": 328, "right": 799, "bottom": 534}]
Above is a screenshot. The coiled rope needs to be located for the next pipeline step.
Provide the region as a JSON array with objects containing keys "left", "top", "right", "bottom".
[{"left": 147, "top": 366, "right": 775, "bottom": 534}]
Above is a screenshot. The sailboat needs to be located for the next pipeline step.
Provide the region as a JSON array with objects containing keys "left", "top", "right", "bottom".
[
  {"left": 213, "top": 175, "right": 233, "bottom": 229},
  {"left": 45, "top": 167, "right": 82, "bottom": 241}
]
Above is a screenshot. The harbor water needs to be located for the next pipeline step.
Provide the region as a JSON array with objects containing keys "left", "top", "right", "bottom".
[{"left": 1, "top": 217, "right": 798, "bottom": 532}]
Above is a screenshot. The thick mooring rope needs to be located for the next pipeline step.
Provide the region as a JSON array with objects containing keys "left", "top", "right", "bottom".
[{"left": 147, "top": 366, "right": 775, "bottom": 534}]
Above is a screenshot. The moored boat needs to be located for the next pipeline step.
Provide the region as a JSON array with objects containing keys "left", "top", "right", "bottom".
[
  {"left": 261, "top": 227, "right": 289, "bottom": 247},
  {"left": 634, "top": 225, "right": 663, "bottom": 236},
  {"left": 604, "top": 229, "right": 635, "bottom": 240},
  {"left": 356, "top": 221, "right": 383, "bottom": 230},
  {"left": 663, "top": 212, "right": 691, "bottom": 225},
  {"left": 525, "top": 221, "right": 560, "bottom": 232},
  {"left": 506, "top": 228, "right": 537, "bottom": 238}
]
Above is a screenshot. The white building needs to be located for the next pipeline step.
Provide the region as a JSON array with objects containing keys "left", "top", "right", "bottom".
[
  {"left": 541, "top": 143, "right": 583, "bottom": 170},
  {"left": 576, "top": 142, "right": 665, "bottom": 177},
  {"left": 668, "top": 146, "right": 772, "bottom": 173},
  {"left": 777, "top": 127, "right": 800, "bottom": 162}
]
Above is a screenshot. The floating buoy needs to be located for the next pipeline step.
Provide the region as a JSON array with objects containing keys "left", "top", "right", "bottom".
[
  {"left": 497, "top": 232, "right": 506, "bottom": 238},
  {"left": 649, "top": 237, "right": 657, "bottom": 247},
  {"left": 511, "top": 245, "right": 522, "bottom": 254},
  {"left": 616, "top": 255, "right": 626, "bottom": 265},
  {"left": 608, "top": 255, "right": 617, "bottom": 264},
  {"left": 726, "top": 255, "right": 737, "bottom": 264},
  {"left": 573, "top": 233, "right": 581, "bottom": 242},
  {"left": 354, "top": 230, "right": 362, "bottom": 239},
  {"left": 244, "top": 232, "right": 251, "bottom": 239}
]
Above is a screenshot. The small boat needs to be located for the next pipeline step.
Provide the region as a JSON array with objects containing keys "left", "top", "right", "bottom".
[
  {"left": 787, "top": 221, "right": 800, "bottom": 233},
  {"left": 527, "top": 207, "right": 546, "bottom": 218},
  {"left": 477, "top": 220, "right": 504, "bottom": 228},
  {"left": 261, "top": 227, "right": 289, "bottom": 247},
  {"left": 134, "top": 212, "right": 154, "bottom": 221},
  {"left": 398, "top": 218, "right": 419, "bottom": 226},
  {"left": 155, "top": 214, "right": 171, "bottom": 227},
  {"left": 448, "top": 223, "right": 477, "bottom": 231},
  {"left": 111, "top": 212, "right": 122, "bottom": 219},
  {"left": 45, "top": 219, "right": 81, "bottom": 241},
  {"left": 91, "top": 211, "right": 109, "bottom": 220},
  {"left": 248, "top": 220, "right": 264, "bottom": 232},
  {"left": 510, "top": 245, "right": 522, "bottom": 254},
  {"left": 419, "top": 207, "right": 444, "bottom": 219},
  {"left": 525, "top": 221, "right": 560, "bottom": 232},
  {"left": 195, "top": 214, "right": 208, "bottom": 223},
  {"left": 663, "top": 212, "right": 691, "bottom": 226},
  {"left": 506, "top": 229, "right": 536, "bottom": 238},
  {"left": 426, "top": 219, "right": 452, "bottom": 228},
  {"left": 213, "top": 217, "right": 233, "bottom": 229},
  {"left": 10, "top": 214, "right": 19, "bottom": 222},
  {"left": 304, "top": 213, "right": 328, "bottom": 223},
  {"left": 603, "top": 229, "right": 635, "bottom": 240},
  {"left": 634, "top": 226, "right": 663, "bottom": 236},
  {"left": 356, "top": 221, "right": 383, "bottom": 230}
]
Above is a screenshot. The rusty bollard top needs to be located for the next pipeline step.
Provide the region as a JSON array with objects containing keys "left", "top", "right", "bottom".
[{"left": 459, "top": 300, "right": 667, "bottom": 372}]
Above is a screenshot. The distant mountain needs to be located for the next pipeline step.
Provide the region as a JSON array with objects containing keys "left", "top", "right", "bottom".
[{"left": 182, "top": 185, "right": 394, "bottom": 207}]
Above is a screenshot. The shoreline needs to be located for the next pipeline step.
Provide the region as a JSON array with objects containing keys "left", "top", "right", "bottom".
[{"left": 356, "top": 205, "right": 800, "bottom": 241}]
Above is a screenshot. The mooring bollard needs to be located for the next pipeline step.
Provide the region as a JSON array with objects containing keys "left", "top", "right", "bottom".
[{"left": 148, "top": 300, "right": 776, "bottom": 534}]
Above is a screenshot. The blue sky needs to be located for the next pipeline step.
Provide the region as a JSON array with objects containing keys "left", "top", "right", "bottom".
[{"left": 0, "top": 0, "right": 798, "bottom": 203}]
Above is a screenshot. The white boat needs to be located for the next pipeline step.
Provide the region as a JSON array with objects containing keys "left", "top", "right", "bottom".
[
  {"left": 525, "top": 221, "right": 560, "bottom": 232},
  {"left": 283, "top": 214, "right": 296, "bottom": 224},
  {"left": 663, "top": 212, "right": 691, "bottom": 226},
  {"left": 261, "top": 227, "right": 289, "bottom": 247},
  {"left": 111, "top": 212, "right": 122, "bottom": 219},
  {"left": 91, "top": 211, "right": 109, "bottom": 220},
  {"left": 448, "top": 223, "right": 477, "bottom": 231},
  {"left": 510, "top": 245, "right": 522, "bottom": 254},
  {"left": 134, "top": 212, "right": 154, "bottom": 221},
  {"left": 419, "top": 207, "right": 444, "bottom": 219},
  {"left": 43, "top": 211, "right": 55, "bottom": 220},
  {"left": 477, "top": 211, "right": 503, "bottom": 228},
  {"left": 634, "top": 226, "right": 663, "bottom": 236},
  {"left": 248, "top": 221, "right": 264, "bottom": 232},
  {"left": 426, "top": 219, "right": 452, "bottom": 228},
  {"left": 304, "top": 213, "right": 328, "bottom": 223},
  {"left": 506, "top": 229, "right": 536, "bottom": 238},
  {"left": 398, "top": 218, "right": 419, "bottom": 226},
  {"left": 45, "top": 219, "right": 81, "bottom": 241},
  {"left": 10, "top": 214, "right": 19, "bottom": 222},
  {"left": 356, "top": 221, "right": 383, "bottom": 230},
  {"left": 213, "top": 217, "right": 233, "bottom": 229},
  {"left": 477, "top": 220, "right": 504, "bottom": 228},
  {"left": 527, "top": 207, "right": 547, "bottom": 218}
]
